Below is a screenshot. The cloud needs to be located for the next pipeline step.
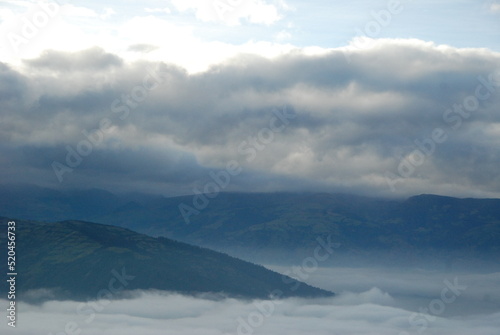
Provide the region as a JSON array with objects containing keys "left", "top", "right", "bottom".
[
  {"left": 0, "top": 7, "right": 15, "bottom": 21},
  {"left": 269, "top": 265, "right": 500, "bottom": 316},
  {"left": 275, "top": 30, "right": 292, "bottom": 41},
  {"left": 0, "top": 3, "right": 294, "bottom": 73},
  {"left": 60, "top": 4, "right": 99, "bottom": 18},
  {"left": 1, "top": 267, "right": 499, "bottom": 335},
  {"left": 333, "top": 287, "right": 395, "bottom": 306},
  {"left": 1, "top": 40, "right": 500, "bottom": 197},
  {"left": 127, "top": 44, "right": 159, "bottom": 53},
  {"left": 171, "top": 0, "right": 284, "bottom": 26},
  {"left": 23, "top": 47, "right": 123, "bottom": 72},
  {"left": 100, "top": 7, "right": 116, "bottom": 19},
  {"left": 145, "top": 7, "right": 171, "bottom": 15},
  {"left": 491, "top": 3, "right": 500, "bottom": 13}
]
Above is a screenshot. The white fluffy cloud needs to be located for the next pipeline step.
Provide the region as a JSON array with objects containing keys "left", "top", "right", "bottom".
[{"left": 0, "top": 2, "right": 296, "bottom": 73}]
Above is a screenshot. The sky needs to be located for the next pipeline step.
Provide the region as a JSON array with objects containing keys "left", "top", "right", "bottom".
[{"left": 1, "top": 0, "right": 500, "bottom": 198}]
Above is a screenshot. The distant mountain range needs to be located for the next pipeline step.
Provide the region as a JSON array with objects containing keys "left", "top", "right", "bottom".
[
  {"left": 0, "top": 217, "right": 332, "bottom": 301},
  {"left": 1, "top": 184, "right": 500, "bottom": 261}
]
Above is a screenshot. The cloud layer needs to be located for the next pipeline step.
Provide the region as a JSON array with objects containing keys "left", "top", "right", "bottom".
[
  {"left": 1, "top": 39, "right": 500, "bottom": 197},
  {"left": 1, "top": 266, "right": 499, "bottom": 335}
]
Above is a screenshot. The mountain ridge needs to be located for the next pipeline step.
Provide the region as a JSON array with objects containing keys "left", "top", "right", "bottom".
[{"left": 1, "top": 185, "right": 499, "bottom": 258}]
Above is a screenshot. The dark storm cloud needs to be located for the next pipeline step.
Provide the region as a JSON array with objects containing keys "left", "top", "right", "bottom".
[
  {"left": 1, "top": 40, "right": 500, "bottom": 196},
  {"left": 0, "top": 62, "right": 27, "bottom": 103},
  {"left": 2, "top": 144, "right": 210, "bottom": 194},
  {"left": 23, "top": 47, "right": 123, "bottom": 72}
]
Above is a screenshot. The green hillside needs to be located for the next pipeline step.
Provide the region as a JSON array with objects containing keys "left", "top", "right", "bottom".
[{"left": 0, "top": 218, "right": 333, "bottom": 301}]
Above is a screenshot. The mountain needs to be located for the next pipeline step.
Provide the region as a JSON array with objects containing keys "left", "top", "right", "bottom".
[
  {"left": 1, "top": 185, "right": 499, "bottom": 260},
  {"left": 97, "top": 192, "right": 500, "bottom": 256},
  {"left": 0, "top": 184, "right": 128, "bottom": 222},
  {"left": 0, "top": 217, "right": 332, "bottom": 301}
]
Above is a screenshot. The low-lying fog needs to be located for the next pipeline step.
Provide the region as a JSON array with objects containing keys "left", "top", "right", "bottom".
[{"left": 2, "top": 266, "right": 499, "bottom": 335}]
